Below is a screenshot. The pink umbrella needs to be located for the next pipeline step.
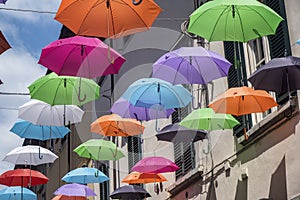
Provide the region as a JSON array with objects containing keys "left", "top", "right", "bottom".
[
  {"left": 38, "top": 36, "right": 126, "bottom": 78},
  {"left": 131, "top": 156, "right": 179, "bottom": 174}
]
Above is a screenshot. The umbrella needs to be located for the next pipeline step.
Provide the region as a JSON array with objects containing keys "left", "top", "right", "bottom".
[
  {"left": 54, "top": 183, "right": 96, "bottom": 197},
  {"left": 10, "top": 120, "right": 70, "bottom": 141},
  {"left": 187, "top": 0, "right": 283, "bottom": 42},
  {"left": 62, "top": 167, "right": 109, "bottom": 184},
  {"left": 74, "top": 139, "right": 125, "bottom": 161},
  {"left": 90, "top": 114, "right": 145, "bottom": 137},
  {"left": 3, "top": 145, "right": 58, "bottom": 166},
  {"left": 122, "top": 172, "right": 167, "bottom": 184},
  {"left": 179, "top": 108, "right": 240, "bottom": 131},
  {"left": 152, "top": 47, "right": 232, "bottom": 84},
  {"left": 111, "top": 98, "right": 175, "bottom": 121},
  {"left": 156, "top": 123, "right": 207, "bottom": 143},
  {"left": 208, "top": 86, "right": 278, "bottom": 116},
  {"left": 131, "top": 156, "right": 179, "bottom": 174},
  {"left": 0, "top": 169, "right": 48, "bottom": 187},
  {"left": 38, "top": 36, "right": 126, "bottom": 78},
  {"left": 55, "top": 0, "right": 162, "bottom": 38},
  {"left": 0, "top": 187, "right": 37, "bottom": 200},
  {"left": 52, "top": 195, "right": 86, "bottom": 200},
  {"left": 248, "top": 56, "right": 300, "bottom": 95},
  {"left": 0, "top": 31, "right": 11, "bottom": 54},
  {"left": 122, "top": 78, "right": 193, "bottom": 109},
  {"left": 110, "top": 185, "right": 151, "bottom": 199},
  {"left": 0, "top": 0, "right": 7, "bottom": 4},
  {"left": 28, "top": 72, "right": 100, "bottom": 106},
  {"left": 18, "top": 99, "right": 84, "bottom": 126}
]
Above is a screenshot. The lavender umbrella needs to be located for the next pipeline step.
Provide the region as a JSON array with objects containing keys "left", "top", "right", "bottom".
[
  {"left": 111, "top": 98, "right": 175, "bottom": 121},
  {"left": 54, "top": 183, "right": 96, "bottom": 197},
  {"left": 152, "top": 46, "right": 232, "bottom": 84},
  {"left": 0, "top": 0, "right": 7, "bottom": 4}
]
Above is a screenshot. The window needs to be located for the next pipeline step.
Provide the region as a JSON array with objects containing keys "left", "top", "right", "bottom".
[
  {"left": 172, "top": 106, "right": 196, "bottom": 179},
  {"left": 99, "top": 163, "right": 110, "bottom": 200}
]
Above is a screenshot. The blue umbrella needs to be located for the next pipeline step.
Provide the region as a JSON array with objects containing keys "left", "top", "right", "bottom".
[
  {"left": 10, "top": 119, "right": 70, "bottom": 141},
  {"left": 62, "top": 167, "right": 109, "bottom": 184},
  {"left": 0, "top": 186, "right": 37, "bottom": 200},
  {"left": 121, "top": 78, "right": 193, "bottom": 109}
]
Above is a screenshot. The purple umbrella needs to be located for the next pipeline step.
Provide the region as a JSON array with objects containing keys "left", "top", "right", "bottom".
[
  {"left": 111, "top": 98, "right": 175, "bottom": 121},
  {"left": 54, "top": 183, "right": 96, "bottom": 197},
  {"left": 152, "top": 46, "right": 232, "bottom": 84},
  {"left": 0, "top": 0, "right": 7, "bottom": 4},
  {"left": 131, "top": 156, "right": 179, "bottom": 174}
]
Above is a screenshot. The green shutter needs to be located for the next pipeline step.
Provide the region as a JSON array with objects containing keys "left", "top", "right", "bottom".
[
  {"left": 224, "top": 42, "right": 252, "bottom": 137},
  {"left": 264, "top": 0, "right": 292, "bottom": 105}
]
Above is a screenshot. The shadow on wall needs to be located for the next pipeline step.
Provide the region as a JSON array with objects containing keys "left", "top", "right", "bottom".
[
  {"left": 234, "top": 179, "right": 248, "bottom": 200},
  {"left": 206, "top": 180, "right": 217, "bottom": 200}
]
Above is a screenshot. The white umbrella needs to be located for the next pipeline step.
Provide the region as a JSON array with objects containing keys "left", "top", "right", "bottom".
[
  {"left": 18, "top": 99, "right": 84, "bottom": 126},
  {"left": 3, "top": 145, "right": 58, "bottom": 166}
]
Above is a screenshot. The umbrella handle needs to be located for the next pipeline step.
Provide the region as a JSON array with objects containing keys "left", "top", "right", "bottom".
[
  {"left": 95, "top": 170, "right": 99, "bottom": 177},
  {"left": 39, "top": 147, "right": 43, "bottom": 160},
  {"left": 132, "top": 0, "right": 142, "bottom": 5}
]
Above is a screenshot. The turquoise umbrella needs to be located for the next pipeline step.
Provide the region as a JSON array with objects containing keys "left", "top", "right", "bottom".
[
  {"left": 62, "top": 167, "right": 109, "bottom": 184},
  {"left": 0, "top": 187, "right": 36, "bottom": 200}
]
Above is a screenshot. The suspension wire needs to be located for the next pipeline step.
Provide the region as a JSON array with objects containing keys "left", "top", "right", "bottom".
[{"left": 0, "top": 7, "right": 56, "bottom": 14}]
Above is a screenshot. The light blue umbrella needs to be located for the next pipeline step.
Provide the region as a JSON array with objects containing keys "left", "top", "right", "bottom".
[
  {"left": 62, "top": 167, "right": 109, "bottom": 184},
  {"left": 10, "top": 119, "right": 70, "bottom": 141},
  {"left": 0, "top": 186, "right": 37, "bottom": 200},
  {"left": 121, "top": 78, "right": 193, "bottom": 109}
]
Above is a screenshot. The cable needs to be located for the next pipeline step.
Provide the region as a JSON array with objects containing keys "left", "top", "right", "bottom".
[{"left": 0, "top": 7, "right": 56, "bottom": 14}]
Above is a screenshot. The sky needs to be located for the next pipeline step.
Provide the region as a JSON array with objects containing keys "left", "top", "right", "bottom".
[{"left": 0, "top": 0, "right": 62, "bottom": 175}]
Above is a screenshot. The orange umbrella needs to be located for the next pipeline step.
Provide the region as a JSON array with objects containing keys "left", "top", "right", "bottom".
[
  {"left": 52, "top": 195, "right": 86, "bottom": 200},
  {"left": 55, "top": 0, "right": 162, "bottom": 38},
  {"left": 91, "top": 114, "right": 145, "bottom": 136},
  {"left": 209, "top": 86, "right": 278, "bottom": 116},
  {"left": 122, "top": 172, "right": 167, "bottom": 184}
]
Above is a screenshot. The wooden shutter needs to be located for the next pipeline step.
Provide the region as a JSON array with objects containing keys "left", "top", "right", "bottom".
[
  {"left": 224, "top": 42, "right": 252, "bottom": 137},
  {"left": 263, "top": 0, "right": 292, "bottom": 104},
  {"left": 127, "top": 136, "right": 142, "bottom": 170}
]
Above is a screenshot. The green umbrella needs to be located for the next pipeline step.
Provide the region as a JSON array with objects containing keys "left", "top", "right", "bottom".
[
  {"left": 74, "top": 139, "right": 125, "bottom": 161},
  {"left": 187, "top": 0, "right": 283, "bottom": 42},
  {"left": 179, "top": 108, "right": 240, "bottom": 131},
  {"left": 28, "top": 72, "right": 100, "bottom": 106}
]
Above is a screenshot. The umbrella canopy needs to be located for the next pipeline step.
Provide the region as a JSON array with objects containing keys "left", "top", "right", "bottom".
[
  {"left": 122, "top": 172, "right": 167, "bottom": 184},
  {"left": 156, "top": 123, "right": 207, "bottom": 143},
  {"left": 54, "top": 183, "right": 96, "bottom": 197},
  {"left": 62, "top": 167, "right": 109, "bottom": 184},
  {"left": 52, "top": 195, "right": 86, "bottom": 200},
  {"left": 187, "top": 0, "right": 283, "bottom": 42},
  {"left": 55, "top": 0, "right": 162, "bottom": 38},
  {"left": 74, "top": 139, "right": 125, "bottom": 161},
  {"left": 110, "top": 185, "right": 151, "bottom": 199},
  {"left": 208, "top": 86, "right": 278, "bottom": 116},
  {"left": 3, "top": 145, "right": 58, "bottom": 166},
  {"left": 152, "top": 47, "right": 232, "bottom": 84},
  {"left": 10, "top": 120, "right": 70, "bottom": 141},
  {"left": 248, "top": 56, "right": 300, "bottom": 94},
  {"left": 122, "top": 78, "right": 193, "bottom": 109},
  {"left": 131, "top": 156, "right": 179, "bottom": 174},
  {"left": 179, "top": 108, "right": 240, "bottom": 131},
  {"left": 28, "top": 72, "right": 100, "bottom": 106},
  {"left": 0, "top": 31, "right": 11, "bottom": 54},
  {"left": 0, "top": 187, "right": 37, "bottom": 200},
  {"left": 38, "top": 36, "right": 126, "bottom": 78},
  {"left": 90, "top": 114, "right": 145, "bottom": 137},
  {"left": 111, "top": 98, "right": 175, "bottom": 121},
  {"left": 0, "top": 169, "right": 48, "bottom": 187},
  {"left": 18, "top": 100, "right": 84, "bottom": 126}
]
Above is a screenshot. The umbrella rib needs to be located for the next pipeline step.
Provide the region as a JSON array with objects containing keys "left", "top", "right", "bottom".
[
  {"left": 209, "top": 5, "right": 231, "bottom": 41},
  {"left": 173, "top": 57, "right": 186, "bottom": 83},
  {"left": 235, "top": 6, "right": 246, "bottom": 42},
  {"left": 193, "top": 56, "right": 208, "bottom": 83}
]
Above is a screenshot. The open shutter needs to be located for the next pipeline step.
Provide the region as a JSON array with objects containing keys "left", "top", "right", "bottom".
[
  {"left": 128, "top": 136, "right": 142, "bottom": 170},
  {"left": 263, "top": 0, "right": 292, "bottom": 105},
  {"left": 99, "top": 163, "right": 110, "bottom": 200},
  {"left": 224, "top": 42, "right": 252, "bottom": 137}
]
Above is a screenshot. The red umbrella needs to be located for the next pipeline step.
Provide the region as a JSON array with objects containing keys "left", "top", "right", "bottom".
[
  {"left": 0, "top": 169, "right": 48, "bottom": 187},
  {"left": 0, "top": 31, "right": 11, "bottom": 54}
]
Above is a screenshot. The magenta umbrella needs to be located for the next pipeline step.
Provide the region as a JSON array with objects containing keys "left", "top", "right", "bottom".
[
  {"left": 110, "top": 98, "right": 175, "bottom": 121},
  {"left": 131, "top": 156, "right": 179, "bottom": 174},
  {"left": 38, "top": 36, "right": 126, "bottom": 78}
]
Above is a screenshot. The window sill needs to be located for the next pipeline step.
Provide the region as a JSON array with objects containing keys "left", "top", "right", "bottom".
[
  {"left": 166, "top": 167, "right": 203, "bottom": 197},
  {"left": 237, "top": 96, "right": 298, "bottom": 145}
]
